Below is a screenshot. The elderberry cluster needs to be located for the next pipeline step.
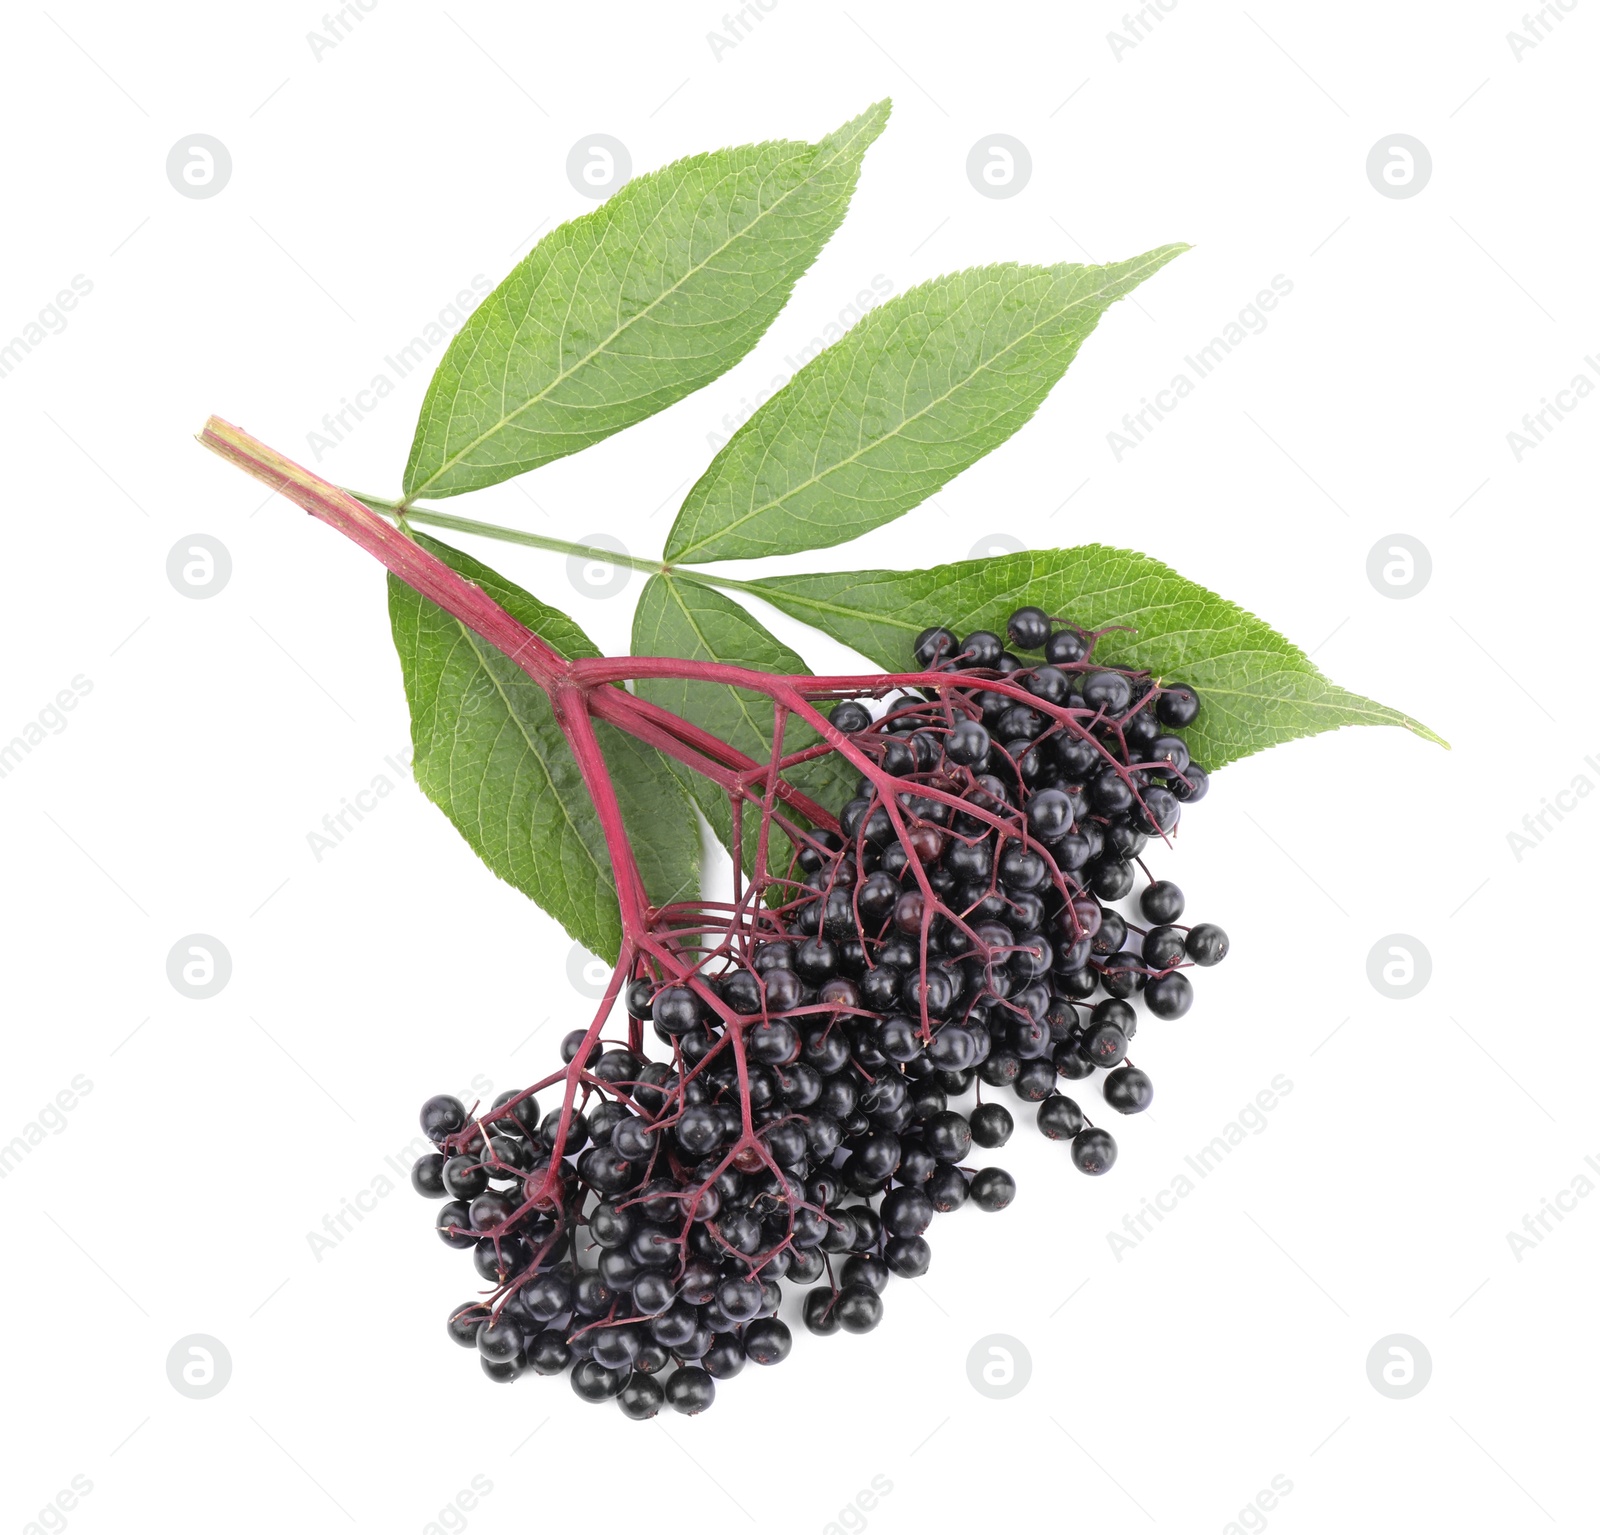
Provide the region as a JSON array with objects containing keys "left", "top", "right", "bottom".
[{"left": 410, "top": 606, "right": 1227, "bottom": 1417}]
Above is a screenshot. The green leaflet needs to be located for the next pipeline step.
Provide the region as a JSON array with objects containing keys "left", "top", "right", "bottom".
[
  {"left": 747, "top": 547, "right": 1445, "bottom": 768},
  {"left": 402, "top": 101, "right": 890, "bottom": 501},
  {"left": 388, "top": 532, "right": 699, "bottom": 961},
  {"left": 664, "top": 249, "right": 1187, "bottom": 564},
  {"left": 630, "top": 574, "right": 856, "bottom": 869}
]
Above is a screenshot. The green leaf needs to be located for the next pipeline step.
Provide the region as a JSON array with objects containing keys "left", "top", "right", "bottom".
[
  {"left": 402, "top": 101, "right": 891, "bottom": 501},
  {"left": 664, "top": 248, "right": 1187, "bottom": 564},
  {"left": 389, "top": 531, "right": 700, "bottom": 960},
  {"left": 630, "top": 574, "right": 855, "bottom": 868},
  {"left": 747, "top": 547, "right": 1445, "bottom": 767}
]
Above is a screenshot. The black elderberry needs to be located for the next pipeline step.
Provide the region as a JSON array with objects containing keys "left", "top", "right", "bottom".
[
  {"left": 743, "top": 1317, "right": 793, "bottom": 1365},
  {"left": 1044, "top": 628, "right": 1089, "bottom": 665},
  {"left": 884, "top": 1235, "right": 932, "bottom": 1277},
  {"left": 411, "top": 1153, "right": 447, "bottom": 1198},
  {"left": 914, "top": 626, "right": 960, "bottom": 668},
  {"left": 1103, "top": 1067, "right": 1154, "bottom": 1115},
  {"left": 1156, "top": 684, "right": 1200, "bottom": 727},
  {"left": 420, "top": 1094, "right": 467, "bottom": 1144},
  {"left": 664, "top": 1367, "right": 716, "bottom": 1415},
  {"left": 618, "top": 1372, "right": 664, "bottom": 1419},
  {"left": 1143, "top": 926, "right": 1188, "bottom": 968},
  {"left": 837, "top": 1285, "right": 885, "bottom": 1333},
  {"left": 1185, "top": 923, "right": 1229, "bottom": 966},
  {"left": 969, "top": 1101, "right": 1014, "bottom": 1148},
  {"left": 969, "top": 1167, "right": 1016, "bottom": 1211},
  {"left": 831, "top": 699, "right": 873, "bottom": 733},
  {"left": 1007, "top": 606, "right": 1051, "bottom": 651},
  {"left": 1036, "top": 1094, "right": 1085, "bottom": 1141},
  {"left": 1071, "top": 1127, "right": 1117, "bottom": 1175},
  {"left": 959, "top": 631, "right": 1005, "bottom": 670},
  {"left": 1140, "top": 880, "right": 1185, "bottom": 924},
  {"left": 1144, "top": 971, "right": 1193, "bottom": 1019},
  {"left": 1082, "top": 671, "right": 1133, "bottom": 713},
  {"left": 447, "top": 1304, "right": 489, "bottom": 1348}
]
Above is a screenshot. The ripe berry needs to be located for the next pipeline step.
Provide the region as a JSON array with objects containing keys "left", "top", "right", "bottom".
[
  {"left": 969, "top": 1167, "right": 1016, "bottom": 1211},
  {"left": 618, "top": 1372, "right": 664, "bottom": 1419},
  {"left": 1044, "top": 628, "right": 1089, "bottom": 665},
  {"left": 1007, "top": 606, "right": 1051, "bottom": 651},
  {"left": 1156, "top": 685, "right": 1200, "bottom": 726},
  {"left": 969, "top": 1101, "right": 1014, "bottom": 1148},
  {"left": 665, "top": 1367, "right": 716, "bottom": 1414},
  {"left": 1186, "top": 923, "right": 1229, "bottom": 966},
  {"left": 744, "top": 1318, "right": 793, "bottom": 1364},
  {"left": 959, "top": 631, "right": 1005, "bottom": 670},
  {"left": 837, "top": 1285, "right": 884, "bottom": 1333},
  {"left": 420, "top": 1094, "right": 467, "bottom": 1144},
  {"left": 914, "top": 627, "right": 959, "bottom": 668},
  {"left": 1082, "top": 671, "right": 1133, "bottom": 713},
  {"left": 411, "top": 1153, "right": 447, "bottom": 1197},
  {"left": 802, "top": 1287, "right": 843, "bottom": 1335},
  {"left": 831, "top": 700, "right": 872, "bottom": 733},
  {"left": 1071, "top": 1127, "right": 1117, "bottom": 1175},
  {"left": 1104, "top": 1067, "right": 1154, "bottom": 1114},
  {"left": 1036, "top": 1094, "right": 1085, "bottom": 1140},
  {"left": 1140, "top": 880, "right": 1184, "bottom": 924},
  {"left": 884, "top": 1235, "right": 932, "bottom": 1277},
  {"left": 1144, "top": 972, "right": 1193, "bottom": 1019},
  {"left": 447, "top": 1304, "right": 489, "bottom": 1348}
]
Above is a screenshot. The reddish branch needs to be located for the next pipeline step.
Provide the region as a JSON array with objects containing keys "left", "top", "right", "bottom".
[{"left": 198, "top": 417, "right": 1186, "bottom": 1316}]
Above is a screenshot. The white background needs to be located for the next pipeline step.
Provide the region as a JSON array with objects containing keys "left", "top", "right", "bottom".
[{"left": 3, "top": 3, "right": 1596, "bottom": 1532}]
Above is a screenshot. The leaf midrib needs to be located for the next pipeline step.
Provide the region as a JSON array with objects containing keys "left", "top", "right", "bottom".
[
  {"left": 670, "top": 253, "right": 1175, "bottom": 562},
  {"left": 408, "top": 119, "right": 878, "bottom": 501}
]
